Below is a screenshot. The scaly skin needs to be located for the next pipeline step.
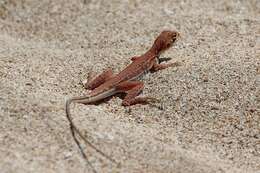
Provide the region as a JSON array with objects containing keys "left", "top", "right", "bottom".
[{"left": 65, "top": 30, "right": 180, "bottom": 172}]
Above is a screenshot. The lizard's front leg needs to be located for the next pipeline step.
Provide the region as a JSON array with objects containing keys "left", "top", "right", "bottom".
[
  {"left": 151, "top": 60, "right": 181, "bottom": 72},
  {"left": 158, "top": 57, "right": 172, "bottom": 64},
  {"left": 82, "top": 68, "right": 114, "bottom": 90},
  {"left": 116, "top": 81, "right": 158, "bottom": 106}
]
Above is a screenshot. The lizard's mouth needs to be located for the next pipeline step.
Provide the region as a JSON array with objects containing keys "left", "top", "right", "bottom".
[
  {"left": 168, "top": 36, "right": 178, "bottom": 48},
  {"left": 172, "top": 32, "right": 180, "bottom": 42}
]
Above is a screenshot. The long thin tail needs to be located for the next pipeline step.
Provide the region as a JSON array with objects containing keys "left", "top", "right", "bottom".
[{"left": 65, "top": 97, "right": 117, "bottom": 172}]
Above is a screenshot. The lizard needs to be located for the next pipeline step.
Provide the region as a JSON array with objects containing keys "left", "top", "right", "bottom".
[{"left": 65, "top": 30, "right": 180, "bottom": 172}]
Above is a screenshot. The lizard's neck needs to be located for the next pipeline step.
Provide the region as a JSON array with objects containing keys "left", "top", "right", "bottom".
[
  {"left": 145, "top": 46, "right": 160, "bottom": 58},
  {"left": 146, "top": 39, "right": 164, "bottom": 58},
  {"left": 143, "top": 49, "right": 158, "bottom": 60}
]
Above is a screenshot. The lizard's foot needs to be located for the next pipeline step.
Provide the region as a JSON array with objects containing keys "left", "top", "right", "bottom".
[
  {"left": 146, "top": 97, "right": 162, "bottom": 108},
  {"left": 151, "top": 61, "right": 181, "bottom": 72},
  {"left": 122, "top": 96, "right": 160, "bottom": 106},
  {"left": 82, "top": 70, "right": 97, "bottom": 88},
  {"left": 146, "top": 97, "right": 161, "bottom": 104}
]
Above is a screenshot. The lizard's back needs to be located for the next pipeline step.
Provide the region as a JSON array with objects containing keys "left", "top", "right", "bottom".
[{"left": 89, "top": 53, "right": 155, "bottom": 96}]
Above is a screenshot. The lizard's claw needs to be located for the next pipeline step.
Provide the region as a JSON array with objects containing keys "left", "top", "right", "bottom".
[{"left": 146, "top": 97, "right": 162, "bottom": 109}]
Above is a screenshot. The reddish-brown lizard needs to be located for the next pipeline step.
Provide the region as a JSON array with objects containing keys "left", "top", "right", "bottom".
[{"left": 65, "top": 30, "right": 180, "bottom": 171}]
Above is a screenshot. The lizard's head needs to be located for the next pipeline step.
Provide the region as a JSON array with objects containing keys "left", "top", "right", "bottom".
[{"left": 152, "top": 30, "right": 180, "bottom": 54}]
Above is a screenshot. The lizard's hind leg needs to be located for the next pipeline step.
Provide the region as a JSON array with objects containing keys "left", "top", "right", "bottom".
[
  {"left": 116, "top": 81, "right": 159, "bottom": 106},
  {"left": 83, "top": 68, "right": 114, "bottom": 90}
]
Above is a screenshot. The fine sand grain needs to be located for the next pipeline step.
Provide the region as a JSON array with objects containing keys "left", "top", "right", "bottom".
[{"left": 0, "top": 0, "right": 259, "bottom": 172}]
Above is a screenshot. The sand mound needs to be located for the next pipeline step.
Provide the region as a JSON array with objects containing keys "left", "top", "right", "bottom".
[{"left": 0, "top": 0, "right": 259, "bottom": 172}]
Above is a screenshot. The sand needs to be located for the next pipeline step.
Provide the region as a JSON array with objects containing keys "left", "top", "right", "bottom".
[{"left": 0, "top": 0, "right": 259, "bottom": 172}]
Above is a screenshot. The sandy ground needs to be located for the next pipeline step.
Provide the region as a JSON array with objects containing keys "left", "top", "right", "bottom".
[{"left": 0, "top": 0, "right": 259, "bottom": 172}]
